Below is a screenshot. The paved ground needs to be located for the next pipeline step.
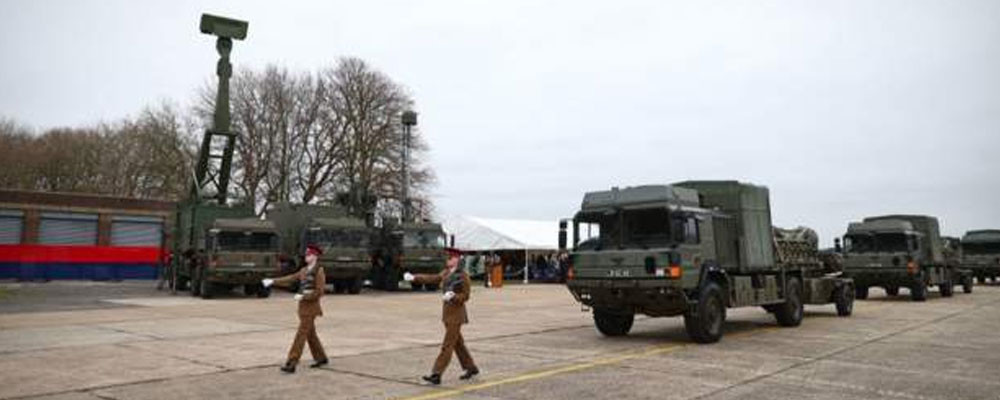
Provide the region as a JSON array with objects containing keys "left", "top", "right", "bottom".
[{"left": 1, "top": 281, "right": 999, "bottom": 400}]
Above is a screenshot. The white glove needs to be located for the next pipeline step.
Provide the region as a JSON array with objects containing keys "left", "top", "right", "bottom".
[
  {"left": 403, "top": 272, "right": 415, "bottom": 282},
  {"left": 442, "top": 291, "right": 456, "bottom": 302},
  {"left": 294, "top": 294, "right": 303, "bottom": 301},
  {"left": 261, "top": 278, "right": 274, "bottom": 288}
]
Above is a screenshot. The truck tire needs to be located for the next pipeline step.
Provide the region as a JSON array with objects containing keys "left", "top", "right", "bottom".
[
  {"left": 257, "top": 286, "right": 271, "bottom": 298},
  {"left": 855, "top": 286, "right": 869, "bottom": 300},
  {"left": 426, "top": 283, "right": 440, "bottom": 291},
  {"left": 684, "top": 281, "right": 726, "bottom": 343},
  {"left": 885, "top": 286, "right": 899, "bottom": 297},
  {"left": 835, "top": 284, "right": 855, "bottom": 317},
  {"left": 199, "top": 278, "right": 213, "bottom": 299},
  {"left": 348, "top": 278, "right": 362, "bottom": 295},
  {"left": 911, "top": 278, "right": 927, "bottom": 302},
  {"left": 939, "top": 280, "right": 954, "bottom": 297},
  {"left": 962, "top": 276, "right": 973, "bottom": 294},
  {"left": 175, "top": 277, "right": 189, "bottom": 291},
  {"left": 593, "top": 308, "right": 634, "bottom": 337},
  {"left": 774, "top": 277, "right": 803, "bottom": 327}
]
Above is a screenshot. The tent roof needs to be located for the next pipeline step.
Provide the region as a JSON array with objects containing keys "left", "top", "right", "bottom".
[{"left": 442, "top": 216, "right": 569, "bottom": 251}]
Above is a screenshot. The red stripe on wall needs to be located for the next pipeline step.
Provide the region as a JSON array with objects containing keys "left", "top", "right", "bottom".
[{"left": 0, "top": 245, "right": 162, "bottom": 264}]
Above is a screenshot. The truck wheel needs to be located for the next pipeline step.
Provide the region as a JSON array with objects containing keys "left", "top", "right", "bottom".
[
  {"left": 835, "top": 284, "right": 855, "bottom": 317},
  {"left": 257, "top": 286, "right": 271, "bottom": 298},
  {"left": 885, "top": 286, "right": 899, "bottom": 297},
  {"left": 200, "top": 278, "right": 213, "bottom": 299},
  {"left": 333, "top": 282, "right": 346, "bottom": 294},
  {"left": 684, "top": 281, "right": 726, "bottom": 343},
  {"left": 348, "top": 278, "right": 362, "bottom": 295},
  {"left": 775, "top": 277, "right": 803, "bottom": 327},
  {"left": 175, "top": 277, "right": 189, "bottom": 291},
  {"left": 425, "top": 283, "right": 440, "bottom": 291},
  {"left": 855, "top": 286, "right": 869, "bottom": 300},
  {"left": 593, "top": 308, "right": 634, "bottom": 337},
  {"left": 939, "top": 280, "right": 954, "bottom": 297},
  {"left": 243, "top": 284, "right": 259, "bottom": 297},
  {"left": 910, "top": 279, "right": 927, "bottom": 302},
  {"left": 962, "top": 276, "right": 973, "bottom": 293}
]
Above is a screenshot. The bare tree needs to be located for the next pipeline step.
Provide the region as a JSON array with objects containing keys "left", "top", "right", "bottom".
[{"left": 324, "top": 57, "right": 433, "bottom": 220}]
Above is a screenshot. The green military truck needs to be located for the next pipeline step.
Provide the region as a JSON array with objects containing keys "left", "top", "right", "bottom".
[
  {"left": 960, "top": 230, "right": 1000, "bottom": 284},
  {"left": 563, "top": 181, "right": 853, "bottom": 344},
  {"left": 371, "top": 221, "right": 447, "bottom": 291},
  {"left": 268, "top": 203, "right": 371, "bottom": 294},
  {"left": 841, "top": 215, "right": 972, "bottom": 301},
  {"left": 172, "top": 209, "right": 282, "bottom": 299}
]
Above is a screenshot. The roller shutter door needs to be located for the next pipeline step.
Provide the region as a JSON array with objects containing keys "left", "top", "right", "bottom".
[
  {"left": 111, "top": 215, "right": 163, "bottom": 247},
  {"left": 0, "top": 210, "right": 23, "bottom": 244},
  {"left": 39, "top": 212, "right": 98, "bottom": 246}
]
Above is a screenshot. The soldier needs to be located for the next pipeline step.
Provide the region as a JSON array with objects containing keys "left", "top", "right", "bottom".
[
  {"left": 262, "top": 244, "right": 328, "bottom": 373},
  {"left": 404, "top": 247, "right": 479, "bottom": 385}
]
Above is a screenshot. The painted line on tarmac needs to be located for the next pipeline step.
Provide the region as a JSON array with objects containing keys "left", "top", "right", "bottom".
[{"left": 396, "top": 327, "right": 777, "bottom": 400}]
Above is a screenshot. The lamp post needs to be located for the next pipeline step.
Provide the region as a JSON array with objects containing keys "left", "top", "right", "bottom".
[{"left": 400, "top": 111, "right": 418, "bottom": 223}]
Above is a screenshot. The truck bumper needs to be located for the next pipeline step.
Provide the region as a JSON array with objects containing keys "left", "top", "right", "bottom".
[
  {"left": 843, "top": 268, "right": 918, "bottom": 288},
  {"left": 324, "top": 264, "right": 371, "bottom": 280},
  {"left": 566, "top": 279, "right": 688, "bottom": 317},
  {"left": 205, "top": 269, "right": 277, "bottom": 284}
]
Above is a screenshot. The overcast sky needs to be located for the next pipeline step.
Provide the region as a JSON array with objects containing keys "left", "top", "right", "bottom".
[{"left": 2, "top": 0, "right": 998, "bottom": 244}]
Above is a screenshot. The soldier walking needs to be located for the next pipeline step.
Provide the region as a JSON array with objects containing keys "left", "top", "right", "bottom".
[
  {"left": 404, "top": 247, "right": 479, "bottom": 385},
  {"left": 262, "top": 244, "right": 328, "bottom": 373}
]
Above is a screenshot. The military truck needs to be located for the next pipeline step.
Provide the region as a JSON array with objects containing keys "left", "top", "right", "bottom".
[
  {"left": 173, "top": 213, "right": 281, "bottom": 299},
  {"left": 371, "top": 220, "right": 447, "bottom": 291},
  {"left": 841, "top": 215, "right": 972, "bottom": 301},
  {"left": 268, "top": 203, "right": 371, "bottom": 294},
  {"left": 960, "top": 230, "right": 1000, "bottom": 284},
  {"left": 563, "top": 181, "right": 854, "bottom": 344}
]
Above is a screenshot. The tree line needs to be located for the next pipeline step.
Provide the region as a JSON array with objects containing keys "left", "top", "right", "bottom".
[{"left": 0, "top": 57, "right": 434, "bottom": 219}]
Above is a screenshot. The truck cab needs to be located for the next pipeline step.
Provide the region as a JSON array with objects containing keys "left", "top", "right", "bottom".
[
  {"left": 961, "top": 229, "right": 1000, "bottom": 284},
  {"left": 842, "top": 215, "right": 971, "bottom": 301},
  {"left": 303, "top": 217, "right": 372, "bottom": 294},
  {"left": 371, "top": 221, "right": 447, "bottom": 291},
  {"left": 190, "top": 218, "right": 282, "bottom": 299}
]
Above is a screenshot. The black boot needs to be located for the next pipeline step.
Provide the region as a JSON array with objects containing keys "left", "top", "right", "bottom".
[
  {"left": 280, "top": 362, "right": 296, "bottom": 374},
  {"left": 459, "top": 368, "right": 479, "bottom": 380},
  {"left": 421, "top": 373, "right": 441, "bottom": 385},
  {"left": 310, "top": 359, "right": 329, "bottom": 368}
]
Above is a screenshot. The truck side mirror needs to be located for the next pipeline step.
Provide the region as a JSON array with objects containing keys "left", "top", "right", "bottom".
[{"left": 558, "top": 220, "right": 568, "bottom": 251}]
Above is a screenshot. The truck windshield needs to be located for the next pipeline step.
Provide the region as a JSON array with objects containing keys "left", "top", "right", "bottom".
[
  {"left": 844, "top": 234, "right": 875, "bottom": 253},
  {"left": 404, "top": 230, "right": 445, "bottom": 249},
  {"left": 217, "top": 232, "right": 278, "bottom": 252},
  {"left": 962, "top": 242, "right": 1000, "bottom": 255},
  {"left": 576, "top": 208, "right": 680, "bottom": 250},
  {"left": 307, "top": 229, "right": 369, "bottom": 248},
  {"left": 873, "top": 233, "right": 910, "bottom": 252},
  {"left": 848, "top": 233, "right": 913, "bottom": 253}
]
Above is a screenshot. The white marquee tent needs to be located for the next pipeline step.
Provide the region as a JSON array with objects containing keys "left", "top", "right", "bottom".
[{"left": 441, "top": 215, "right": 577, "bottom": 251}]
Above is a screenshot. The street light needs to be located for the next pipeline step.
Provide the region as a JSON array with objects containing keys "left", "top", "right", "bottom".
[{"left": 401, "top": 111, "right": 417, "bottom": 222}]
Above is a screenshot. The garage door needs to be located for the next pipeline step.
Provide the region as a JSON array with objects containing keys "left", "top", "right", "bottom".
[
  {"left": 111, "top": 215, "right": 163, "bottom": 247},
  {"left": 39, "top": 212, "right": 98, "bottom": 246},
  {"left": 0, "top": 210, "right": 23, "bottom": 244}
]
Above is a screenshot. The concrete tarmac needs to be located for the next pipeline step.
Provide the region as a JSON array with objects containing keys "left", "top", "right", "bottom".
[{"left": 1, "top": 281, "right": 999, "bottom": 400}]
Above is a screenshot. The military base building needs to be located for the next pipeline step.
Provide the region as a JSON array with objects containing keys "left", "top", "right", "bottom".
[{"left": 0, "top": 190, "right": 173, "bottom": 281}]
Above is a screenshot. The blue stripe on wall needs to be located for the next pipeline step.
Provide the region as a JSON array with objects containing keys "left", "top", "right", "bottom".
[{"left": 0, "top": 263, "right": 158, "bottom": 280}]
